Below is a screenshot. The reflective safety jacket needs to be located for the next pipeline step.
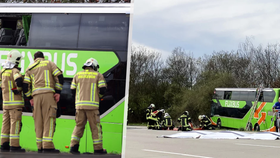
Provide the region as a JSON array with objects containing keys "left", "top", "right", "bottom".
[
  {"left": 178, "top": 114, "right": 191, "bottom": 127},
  {"left": 162, "top": 116, "right": 173, "bottom": 127},
  {"left": 0, "top": 68, "right": 24, "bottom": 109},
  {"left": 199, "top": 116, "right": 212, "bottom": 129},
  {"left": 146, "top": 108, "right": 153, "bottom": 120},
  {"left": 70, "top": 68, "right": 106, "bottom": 110},
  {"left": 23, "top": 58, "right": 63, "bottom": 98}
]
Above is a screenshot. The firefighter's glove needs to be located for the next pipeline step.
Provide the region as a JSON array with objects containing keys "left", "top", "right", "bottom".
[{"left": 12, "top": 88, "right": 20, "bottom": 95}]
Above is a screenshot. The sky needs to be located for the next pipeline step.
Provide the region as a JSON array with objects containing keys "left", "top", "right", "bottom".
[{"left": 131, "top": 0, "right": 280, "bottom": 60}]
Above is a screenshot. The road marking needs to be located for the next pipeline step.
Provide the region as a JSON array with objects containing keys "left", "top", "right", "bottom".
[
  {"left": 143, "top": 149, "right": 213, "bottom": 158},
  {"left": 236, "top": 143, "right": 280, "bottom": 148}
]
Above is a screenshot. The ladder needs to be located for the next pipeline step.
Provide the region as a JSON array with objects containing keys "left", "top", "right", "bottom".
[
  {"left": 269, "top": 112, "right": 276, "bottom": 131},
  {"left": 245, "top": 84, "right": 263, "bottom": 131}
]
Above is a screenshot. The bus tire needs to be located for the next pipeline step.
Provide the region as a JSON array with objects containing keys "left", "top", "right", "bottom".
[
  {"left": 254, "top": 123, "right": 260, "bottom": 131},
  {"left": 217, "top": 119, "right": 221, "bottom": 129}
]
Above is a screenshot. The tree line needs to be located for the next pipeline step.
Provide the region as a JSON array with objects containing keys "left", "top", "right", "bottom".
[{"left": 128, "top": 38, "right": 280, "bottom": 125}]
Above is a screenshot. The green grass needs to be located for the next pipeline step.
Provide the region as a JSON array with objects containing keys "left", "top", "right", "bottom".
[{"left": 127, "top": 123, "right": 146, "bottom": 126}]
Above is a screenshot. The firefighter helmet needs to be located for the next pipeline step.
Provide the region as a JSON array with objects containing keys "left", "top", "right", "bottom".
[
  {"left": 82, "top": 58, "right": 100, "bottom": 71},
  {"left": 7, "top": 50, "right": 22, "bottom": 65},
  {"left": 164, "top": 113, "right": 170, "bottom": 118},
  {"left": 184, "top": 111, "right": 189, "bottom": 115},
  {"left": 159, "top": 109, "right": 165, "bottom": 113},
  {"left": 198, "top": 115, "right": 203, "bottom": 121},
  {"left": 150, "top": 104, "right": 155, "bottom": 108}
]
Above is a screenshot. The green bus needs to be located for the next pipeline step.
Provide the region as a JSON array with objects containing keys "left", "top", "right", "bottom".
[
  {"left": 210, "top": 88, "right": 280, "bottom": 132},
  {"left": 0, "top": 3, "right": 132, "bottom": 154}
]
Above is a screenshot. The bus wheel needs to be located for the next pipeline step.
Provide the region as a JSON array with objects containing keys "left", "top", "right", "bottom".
[
  {"left": 254, "top": 124, "right": 260, "bottom": 131},
  {"left": 217, "top": 119, "right": 221, "bottom": 129}
]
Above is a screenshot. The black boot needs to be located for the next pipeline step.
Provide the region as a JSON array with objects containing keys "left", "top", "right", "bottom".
[
  {"left": 38, "top": 149, "right": 43, "bottom": 153},
  {"left": 1, "top": 142, "right": 10, "bottom": 152},
  {"left": 43, "top": 148, "right": 60, "bottom": 153},
  {"left": 10, "top": 146, "right": 25, "bottom": 152},
  {"left": 94, "top": 149, "right": 107, "bottom": 155},
  {"left": 70, "top": 144, "right": 80, "bottom": 154}
]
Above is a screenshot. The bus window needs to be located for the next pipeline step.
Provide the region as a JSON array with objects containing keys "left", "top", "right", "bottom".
[
  {"left": 247, "top": 91, "right": 255, "bottom": 101},
  {"left": 263, "top": 91, "right": 275, "bottom": 102},
  {"left": 78, "top": 13, "right": 129, "bottom": 50},
  {"left": 231, "top": 91, "right": 240, "bottom": 100},
  {"left": 28, "top": 13, "right": 80, "bottom": 48},
  {"left": 258, "top": 91, "right": 264, "bottom": 102},
  {"left": 239, "top": 91, "right": 248, "bottom": 101},
  {"left": 224, "top": 91, "right": 232, "bottom": 100},
  {"left": 213, "top": 90, "right": 224, "bottom": 99}
]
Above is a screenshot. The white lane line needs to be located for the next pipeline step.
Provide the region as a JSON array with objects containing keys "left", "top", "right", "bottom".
[
  {"left": 236, "top": 143, "right": 280, "bottom": 148},
  {"left": 143, "top": 149, "right": 213, "bottom": 158}
]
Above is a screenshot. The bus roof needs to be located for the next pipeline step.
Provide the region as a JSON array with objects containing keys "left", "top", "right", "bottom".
[
  {"left": 0, "top": 3, "right": 131, "bottom": 14},
  {"left": 215, "top": 88, "right": 278, "bottom": 92}
]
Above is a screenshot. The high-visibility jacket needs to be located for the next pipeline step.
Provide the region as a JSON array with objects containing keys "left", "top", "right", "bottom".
[
  {"left": 70, "top": 68, "right": 106, "bottom": 110},
  {"left": 23, "top": 58, "right": 63, "bottom": 98},
  {"left": 0, "top": 67, "right": 24, "bottom": 109},
  {"left": 162, "top": 116, "right": 173, "bottom": 127},
  {"left": 178, "top": 114, "right": 191, "bottom": 127},
  {"left": 199, "top": 116, "right": 212, "bottom": 128},
  {"left": 146, "top": 108, "right": 153, "bottom": 119}
]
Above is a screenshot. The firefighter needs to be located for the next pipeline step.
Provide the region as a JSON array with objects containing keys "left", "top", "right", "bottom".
[
  {"left": 146, "top": 104, "right": 156, "bottom": 129},
  {"left": 0, "top": 50, "right": 25, "bottom": 152},
  {"left": 69, "top": 58, "right": 107, "bottom": 155},
  {"left": 198, "top": 115, "right": 214, "bottom": 130},
  {"left": 162, "top": 113, "right": 174, "bottom": 130},
  {"left": 152, "top": 109, "right": 165, "bottom": 130},
  {"left": 23, "top": 51, "right": 64, "bottom": 153},
  {"left": 177, "top": 111, "right": 192, "bottom": 131}
]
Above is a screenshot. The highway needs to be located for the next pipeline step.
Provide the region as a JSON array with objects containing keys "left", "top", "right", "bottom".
[{"left": 124, "top": 126, "right": 280, "bottom": 158}]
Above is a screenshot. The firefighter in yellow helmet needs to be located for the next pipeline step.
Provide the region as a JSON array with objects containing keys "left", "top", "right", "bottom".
[
  {"left": 70, "top": 58, "right": 107, "bottom": 155},
  {"left": 0, "top": 50, "right": 25, "bottom": 152},
  {"left": 23, "top": 51, "right": 64, "bottom": 153}
]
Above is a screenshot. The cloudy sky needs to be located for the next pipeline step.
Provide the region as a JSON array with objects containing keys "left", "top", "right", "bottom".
[{"left": 131, "top": 0, "right": 280, "bottom": 59}]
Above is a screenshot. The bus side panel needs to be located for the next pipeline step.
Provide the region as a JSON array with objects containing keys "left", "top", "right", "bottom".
[
  {"left": 100, "top": 101, "right": 125, "bottom": 153},
  {"left": 0, "top": 106, "right": 124, "bottom": 154}
]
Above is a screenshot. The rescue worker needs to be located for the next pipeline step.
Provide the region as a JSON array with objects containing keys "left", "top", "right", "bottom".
[
  {"left": 23, "top": 51, "right": 64, "bottom": 153},
  {"left": 272, "top": 97, "right": 280, "bottom": 132},
  {"left": 151, "top": 109, "right": 165, "bottom": 130},
  {"left": 0, "top": 50, "right": 25, "bottom": 152},
  {"left": 162, "top": 113, "right": 174, "bottom": 130},
  {"left": 177, "top": 111, "right": 192, "bottom": 131},
  {"left": 69, "top": 58, "right": 107, "bottom": 155},
  {"left": 198, "top": 115, "right": 214, "bottom": 130},
  {"left": 146, "top": 104, "right": 156, "bottom": 129}
]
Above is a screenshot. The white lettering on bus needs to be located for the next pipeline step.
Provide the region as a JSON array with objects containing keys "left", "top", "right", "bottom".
[
  {"left": 225, "top": 101, "right": 239, "bottom": 108},
  {"left": 0, "top": 51, "right": 78, "bottom": 76},
  {"left": 66, "top": 53, "right": 77, "bottom": 76}
]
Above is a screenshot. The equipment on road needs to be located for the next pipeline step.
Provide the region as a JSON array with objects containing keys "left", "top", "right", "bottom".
[{"left": 245, "top": 84, "right": 263, "bottom": 131}]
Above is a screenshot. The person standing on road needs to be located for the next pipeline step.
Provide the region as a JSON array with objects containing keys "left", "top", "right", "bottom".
[
  {"left": 0, "top": 50, "right": 25, "bottom": 152},
  {"left": 23, "top": 51, "right": 64, "bottom": 153},
  {"left": 69, "top": 58, "right": 107, "bottom": 155},
  {"left": 272, "top": 97, "right": 280, "bottom": 132}
]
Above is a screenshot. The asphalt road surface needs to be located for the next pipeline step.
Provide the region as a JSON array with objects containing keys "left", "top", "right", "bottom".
[{"left": 124, "top": 126, "right": 280, "bottom": 158}]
